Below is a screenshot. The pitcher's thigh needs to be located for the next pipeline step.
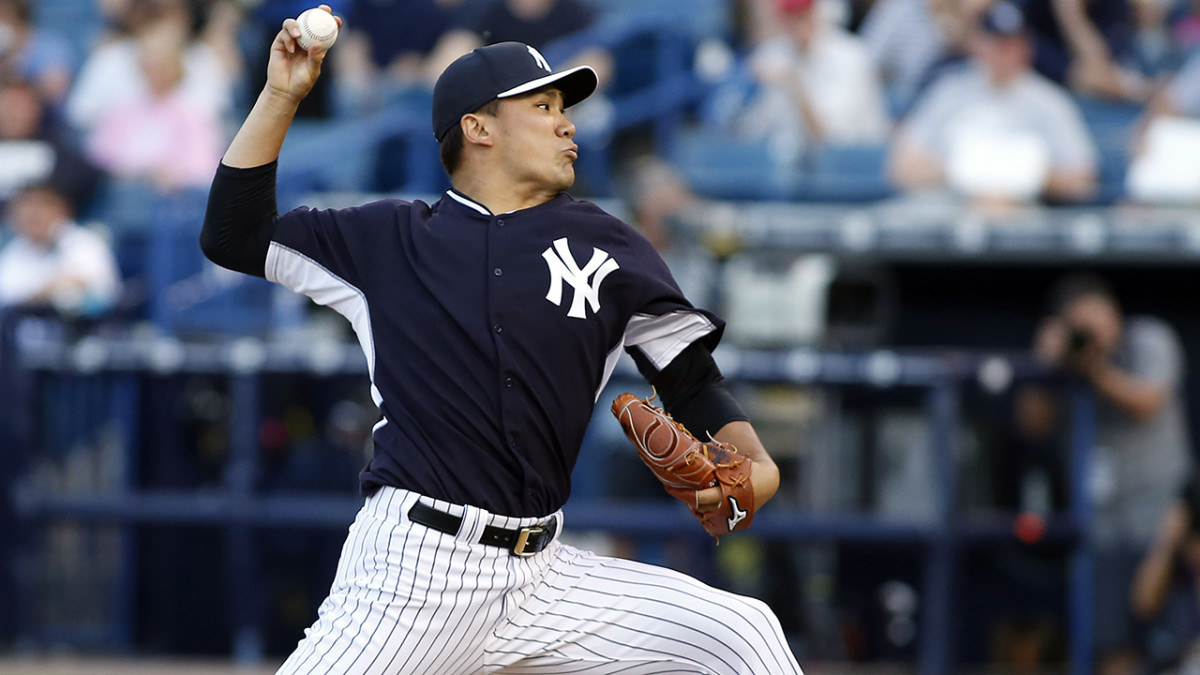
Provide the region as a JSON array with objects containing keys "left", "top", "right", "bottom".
[
  {"left": 492, "top": 547, "right": 803, "bottom": 675},
  {"left": 276, "top": 516, "right": 507, "bottom": 675}
]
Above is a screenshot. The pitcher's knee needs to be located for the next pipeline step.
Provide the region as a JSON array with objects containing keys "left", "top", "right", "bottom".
[{"left": 722, "top": 595, "right": 795, "bottom": 666}]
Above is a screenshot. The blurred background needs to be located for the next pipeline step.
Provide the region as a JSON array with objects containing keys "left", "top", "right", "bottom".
[{"left": 4, "top": 0, "right": 1200, "bottom": 673}]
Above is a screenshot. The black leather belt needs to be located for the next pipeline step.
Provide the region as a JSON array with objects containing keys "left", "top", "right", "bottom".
[{"left": 407, "top": 502, "right": 558, "bottom": 557}]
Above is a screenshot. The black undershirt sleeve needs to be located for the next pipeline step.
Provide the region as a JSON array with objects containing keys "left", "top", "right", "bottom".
[
  {"left": 629, "top": 341, "right": 749, "bottom": 439},
  {"left": 199, "top": 161, "right": 281, "bottom": 278}
]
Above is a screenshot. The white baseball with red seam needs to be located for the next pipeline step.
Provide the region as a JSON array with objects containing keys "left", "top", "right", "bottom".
[{"left": 295, "top": 8, "right": 338, "bottom": 51}]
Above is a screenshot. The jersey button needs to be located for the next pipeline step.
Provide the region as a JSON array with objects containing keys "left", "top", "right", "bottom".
[
  {"left": 505, "top": 377, "right": 514, "bottom": 388},
  {"left": 493, "top": 324, "right": 502, "bottom": 334},
  {"left": 493, "top": 267, "right": 502, "bottom": 277},
  {"left": 497, "top": 219, "right": 506, "bottom": 227},
  {"left": 508, "top": 436, "right": 517, "bottom": 448}
]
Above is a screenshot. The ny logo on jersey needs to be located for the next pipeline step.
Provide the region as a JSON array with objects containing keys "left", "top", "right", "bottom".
[
  {"left": 527, "top": 46, "right": 552, "bottom": 73},
  {"left": 542, "top": 238, "right": 619, "bottom": 319}
]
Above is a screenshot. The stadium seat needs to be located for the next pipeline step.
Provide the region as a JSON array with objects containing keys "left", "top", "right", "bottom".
[
  {"left": 369, "top": 89, "right": 446, "bottom": 195},
  {"left": 668, "top": 127, "right": 801, "bottom": 201},
  {"left": 277, "top": 119, "right": 378, "bottom": 195},
  {"left": 32, "top": 0, "right": 102, "bottom": 58},
  {"left": 277, "top": 103, "right": 443, "bottom": 200},
  {"left": 147, "top": 189, "right": 275, "bottom": 335},
  {"left": 1074, "top": 95, "right": 1143, "bottom": 204},
  {"left": 86, "top": 180, "right": 163, "bottom": 235},
  {"left": 586, "top": 0, "right": 728, "bottom": 41},
  {"left": 806, "top": 143, "right": 894, "bottom": 203}
]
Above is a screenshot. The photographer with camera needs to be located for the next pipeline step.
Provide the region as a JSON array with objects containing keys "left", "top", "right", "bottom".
[{"left": 1017, "top": 273, "right": 1193, "bottom": 675}]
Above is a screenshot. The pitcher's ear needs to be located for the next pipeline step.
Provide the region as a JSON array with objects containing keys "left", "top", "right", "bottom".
[{"left": 461, "top": 113, "right": 494, "bottom": 148}]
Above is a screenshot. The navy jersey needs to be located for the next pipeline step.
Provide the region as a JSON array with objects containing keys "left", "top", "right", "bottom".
[{"left": 266, "top": 189, "right": 724, "bottom": 517}]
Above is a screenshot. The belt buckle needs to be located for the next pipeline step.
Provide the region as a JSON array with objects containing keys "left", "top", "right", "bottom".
[{"left": 511, "top": 525, "right": 545, "bottom": 557}]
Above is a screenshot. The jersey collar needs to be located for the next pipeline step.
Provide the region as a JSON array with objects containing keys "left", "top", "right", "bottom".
[
  {"left": 444, "top": 189, "right": 572, "bottom": 217},
  {"left": 445, "top": 189, "right": 492, "bottom": 215}
]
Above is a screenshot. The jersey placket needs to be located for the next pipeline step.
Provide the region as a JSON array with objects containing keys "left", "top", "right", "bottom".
[{"left": 486, "top": 214, "right": 540, "bottom": 508}]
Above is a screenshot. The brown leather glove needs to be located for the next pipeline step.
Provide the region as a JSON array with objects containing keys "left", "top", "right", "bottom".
[{"left": 611, "top": 391, "right": 754, "bottom": 540}]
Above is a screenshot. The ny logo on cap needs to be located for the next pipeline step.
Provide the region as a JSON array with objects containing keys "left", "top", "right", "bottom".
[
  {"left": 527, "top": 46, "right": 552, "bottom": 73},
  {"left": 542, "top": 238, "right": 619, "bottom": 319}
]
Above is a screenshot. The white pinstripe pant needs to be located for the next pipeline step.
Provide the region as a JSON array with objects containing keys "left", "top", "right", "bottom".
[{"left": 277, "top": 487, "right": 804, "bottom": 674}]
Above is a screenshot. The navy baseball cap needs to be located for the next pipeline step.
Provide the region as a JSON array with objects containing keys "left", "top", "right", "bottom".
[
  {"left": 431, "top": 42, "right": 598, "bottom": 142},
  {"left": 981, "top": 1, "right": 1027, "bottom": 37}
]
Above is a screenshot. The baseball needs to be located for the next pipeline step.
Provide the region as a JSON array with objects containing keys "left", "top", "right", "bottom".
[{"left": 295, "top": 8, "right": 339, "bottom": 51}]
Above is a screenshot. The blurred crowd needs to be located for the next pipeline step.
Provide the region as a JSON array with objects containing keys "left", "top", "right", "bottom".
[
  {"left": 0, "top": 0, "right": 1198, "bottom": 322},
  {"left": 1, "top": 0, "right": 1199, "bottom": 228},
  {"left": 703, "top": 0, "right": 1200, "bottom": 208},
  {"left": 0, "top": 0, "right": 1197, "bottom": 240}
]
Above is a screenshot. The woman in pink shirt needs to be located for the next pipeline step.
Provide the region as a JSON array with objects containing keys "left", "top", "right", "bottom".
[{"left": 87, "top": 21, "right": 224, "bottom": 191}]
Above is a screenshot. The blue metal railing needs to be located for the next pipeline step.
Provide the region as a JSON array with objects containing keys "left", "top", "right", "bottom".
[{"left": 4, "top": 333, "right": 1095, "bottom": 673}]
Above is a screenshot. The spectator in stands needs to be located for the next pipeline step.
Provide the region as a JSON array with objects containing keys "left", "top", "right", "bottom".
[
  {"left": 1020, "top": 0, "right": 1151, "bottom": 102},
  {"left": 0, "top": 0, "right": 75, "bottom": 106},
  {"left": 859, "top": 0, "right": 993, "bottom": 115},
  {"left": 426, "top": 0, "right": 613, "bottom": 90},
  {"left": 0, "top": 79, "right": 100, "bottom": 215},
  {"left": 887, "top": 1, "right": 1098, "bottom": 207},
  {"left": 845, "top": 0, "right": 878, "bottom": 28},
  {"left": 726, "top": 0, "right": 890, "bottom": 166},
  {"left": 84, "top": 21, "right": 225, "bottom": 191},
  {"left": 1125, "top": 49, "right": 1200, "bottom": 203},
  {"left": 65, "top": 0, "right": 238, "bottom": 134},
  {"left": 1129, "top": 473, "right": 1200, "bottom": 671},
  {"left": 0, "top": 183, "right": 121, "bottom": 316},
  {"left": 1016, "top": 273, "right": 1192, "bottom": 675},
  {"left": 1128, "top": 0, "right": 1189, "bottom": 78},
  {"left": 331, "top": 0, "right": 458, "bottom": 113},
  {"left": 1175, "top": 0, "right": 1200, "bottom": 54},
  {"left": 623, "top": 156, "right": 694, "bottom": 254},
  {"left": 730, "top": 0, "right": 779, "bottom": 48},
  {"left": 195, "top": 0, "right": 245, "bottom": 94},
  {"left": 737, "top": 0, "right": 858, "bottom": 46},
  {"left": 621, "top": 155, "right": 716, "bottom": 306}
]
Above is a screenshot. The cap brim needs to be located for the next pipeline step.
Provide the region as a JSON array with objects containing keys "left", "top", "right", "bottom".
[{"left": 496, "top": 65, "right": 598, "bottom": 109}]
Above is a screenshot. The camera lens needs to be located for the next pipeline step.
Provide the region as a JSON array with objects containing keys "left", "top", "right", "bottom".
[{"left": 1067, "top": 329, "right": 1090, "bottom": 353}]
